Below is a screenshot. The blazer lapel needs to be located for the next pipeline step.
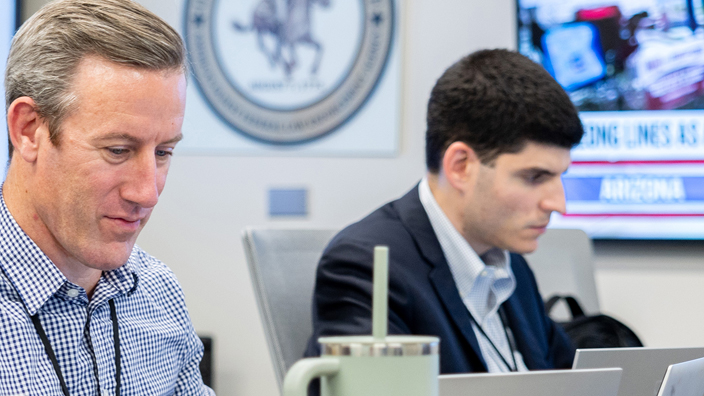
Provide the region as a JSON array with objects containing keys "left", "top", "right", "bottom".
[
  {"left": 394, "top": 185, "right": 488, "bottom": 371},
  {"left": 501, "top": 261, "right": 551, "bottom": 370}
]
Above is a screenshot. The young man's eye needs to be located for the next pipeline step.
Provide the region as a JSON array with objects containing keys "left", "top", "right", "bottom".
[{"left": 525, "top": 173, "right": 547, "bottom": 184}]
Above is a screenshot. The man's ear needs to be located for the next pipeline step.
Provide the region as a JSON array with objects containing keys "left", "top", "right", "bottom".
[
  {"left": 7, "top": 97, "right": 46, "bottom": 163},
  {"left": 441, "top": 141, "right": 480, "bottom": 192}
]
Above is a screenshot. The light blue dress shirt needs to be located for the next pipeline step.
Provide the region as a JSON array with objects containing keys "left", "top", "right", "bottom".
[{"left": 419, "top": 178, "right": 528, "bottom": 372}]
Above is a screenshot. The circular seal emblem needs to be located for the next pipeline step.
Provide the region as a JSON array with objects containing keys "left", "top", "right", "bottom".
[{"left": 184, "top": 0, "right": 395, "bottom": 144}]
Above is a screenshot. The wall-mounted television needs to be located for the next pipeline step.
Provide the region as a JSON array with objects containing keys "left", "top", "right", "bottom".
[
  {"left": 518, "top": 0, "right": 704, "bottom": 239},
  {"left": 0, "top": 1, "right": 19, "bottom": 180}
]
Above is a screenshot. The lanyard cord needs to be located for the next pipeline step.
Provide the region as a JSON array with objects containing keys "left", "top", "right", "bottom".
[
  {"left": 110, "top": 299, "right": 121, "bottom": 396},
  {"left": 30, "top": 313, "right": 69, "bottom": 396},
  {"left": 498, "top": 306, "right": 519, "bottom": 371},
  {"left": 30, "top": 299, "right": 121, "bottom": 396},
  {"left": 468, "top": 305, "right": 519, "bottom": 372}
]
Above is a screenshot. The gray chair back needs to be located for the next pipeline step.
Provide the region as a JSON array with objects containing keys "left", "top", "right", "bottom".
[
  {"left": 524, "top": 228, "right": 600, "bottom": 319},
  {"left": 242, "top": 227, "right": 338, "bottom": 391}
]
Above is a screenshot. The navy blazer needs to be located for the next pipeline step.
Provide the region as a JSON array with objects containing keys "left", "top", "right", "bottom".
[{"left": 305, "top": 185, "right": 575, "bottom": 373}]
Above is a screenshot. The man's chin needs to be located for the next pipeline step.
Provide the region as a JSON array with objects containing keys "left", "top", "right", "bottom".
[
  {"left": 504, "top": 238, "right": 539, "bottom": 254},
  {"left": 82, "top": 242, "right": 135, "bottom": 271}
]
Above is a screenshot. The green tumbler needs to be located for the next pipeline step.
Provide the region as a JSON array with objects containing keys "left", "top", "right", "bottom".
[{"left": 283, "top": 335, "right": 439, "bottom": 396}]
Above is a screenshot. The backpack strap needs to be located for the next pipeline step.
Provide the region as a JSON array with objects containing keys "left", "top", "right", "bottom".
[
  {"left": 545, "top": 295, "right": 587, "bottom": 319},
  {"left": 563, "top": 295, "right": 586, "bottom": 318}
]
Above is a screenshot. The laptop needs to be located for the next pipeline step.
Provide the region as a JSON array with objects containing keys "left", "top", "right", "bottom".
[
  {"left": 656, "top": 357, "right": 704, "bottom": 396},
  {"left": 573, "top": 347, "right": 704, "bottom": 396},
  {"left": 439, "top": 368, "right": 622, "bottom": 396}
]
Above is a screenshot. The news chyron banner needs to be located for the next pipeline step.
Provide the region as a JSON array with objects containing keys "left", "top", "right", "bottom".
[
  {"left": 553, "top": 110, "right": 704, "bottom": 238},
  {"left": 516, "top": 0, "right": 704, "bottom": 238}
]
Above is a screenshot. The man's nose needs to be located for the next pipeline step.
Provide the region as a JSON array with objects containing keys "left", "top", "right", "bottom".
[
  {"left": 121, "top": 153, "right": 160, "bottom": 208},
  {"left": 540, "top": 178, "right": 567, "bottom": 215}
]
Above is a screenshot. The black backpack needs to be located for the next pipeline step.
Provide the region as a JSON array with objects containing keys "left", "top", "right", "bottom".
[{"left": 545, "top": 295, "right": 643, "bottom": 349}]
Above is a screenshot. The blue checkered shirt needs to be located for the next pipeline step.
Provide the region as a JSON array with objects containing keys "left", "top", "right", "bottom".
[
  {"left": 0, "top": 193, "right": 214, "bottom": 395},
  {"left": 419, "top": 178, "right": 528, "bottom": 373}
]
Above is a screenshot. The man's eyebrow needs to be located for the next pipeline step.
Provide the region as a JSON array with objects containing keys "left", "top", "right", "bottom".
[
  {"left": 92, "top": 132, "right": 183, "bottom": 145},
  {"left": 517, "top": 167, "right": 559, "bottom": 176},
  {"left": 92, "top": 133, "right": 140, "bottom": 144},
  {"left": 164, "top": 133, "right": 183, "bottom": 144}
]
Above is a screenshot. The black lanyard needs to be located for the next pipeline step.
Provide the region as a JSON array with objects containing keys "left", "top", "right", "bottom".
[
  {"left": 30, "top": 299, "right": 121, "bottom": 396},
  {"left": 468, "top": 305, "right": 519, "bottom": 372}
]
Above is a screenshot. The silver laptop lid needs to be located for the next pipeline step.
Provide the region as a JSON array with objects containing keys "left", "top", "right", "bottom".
[
  {"left": 656, "top": 357, "right": 704, "bottom": 396},
  {"left": 573, "top": 347, "right": 704, "bottom": 396},
  {"left": 439, "top": 368, "right": 622, "bottom": 396}
]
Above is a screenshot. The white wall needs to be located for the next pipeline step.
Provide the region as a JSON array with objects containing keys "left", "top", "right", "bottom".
[
  {"left": 594, "top": 241, "right": 704, "bottom": 347},
  {"left": 18, "top": 1, "right": 704, "bottom": 395}
]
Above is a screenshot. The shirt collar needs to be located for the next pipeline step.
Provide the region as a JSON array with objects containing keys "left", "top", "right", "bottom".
[
  {"left": 102, "top": 253, "right": 139, "bottom": 295},
  {"left": 418, "top": 177, "right": 515, "bottom": 322},
  {"left": 0, "top": 187, "right": 138, "bottom": 314}
]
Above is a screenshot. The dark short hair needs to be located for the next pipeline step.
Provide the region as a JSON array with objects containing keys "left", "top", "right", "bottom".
[{"left": 425, "top": 49, "right": 584, "bottom": 172}]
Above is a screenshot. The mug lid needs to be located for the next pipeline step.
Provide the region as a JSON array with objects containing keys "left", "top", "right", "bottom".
[{"left": 318, "top": 335, "right": 439, "bottom": 357}]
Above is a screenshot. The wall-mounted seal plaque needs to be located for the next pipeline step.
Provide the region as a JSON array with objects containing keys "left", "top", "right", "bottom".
[{"left": 184, "top": 0, "right": 396, "bottom": 146}]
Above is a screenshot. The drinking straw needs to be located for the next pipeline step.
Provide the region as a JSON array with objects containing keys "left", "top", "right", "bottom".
[{"left": 372, "top": 245, "right": 389, "bottom": 341}]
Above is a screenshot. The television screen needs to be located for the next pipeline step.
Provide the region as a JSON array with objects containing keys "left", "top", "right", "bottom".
[
  {"left": 0, "top": 1, "right": 17, "bottom": 180},
  {"left": 518, "top": 0, "right": 704, "bottom": 239}
]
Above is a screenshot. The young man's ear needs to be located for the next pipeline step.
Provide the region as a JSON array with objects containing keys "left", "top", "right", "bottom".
[
  {"left": 7, "top": 97, "right": 46, "bottom": 163},
  {"left": 441, "top": 141, "right": 481, "bottom": 192}
]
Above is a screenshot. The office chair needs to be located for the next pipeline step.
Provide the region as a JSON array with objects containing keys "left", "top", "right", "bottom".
[
  {"left": 243, "top": 227, "right": 597, "bottom": 388},
  {"left": 242, "top": 227, "right": 338, "bottom": 391}
]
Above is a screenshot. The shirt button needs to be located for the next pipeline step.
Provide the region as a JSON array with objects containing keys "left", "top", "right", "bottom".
[
  {"left": 67, "top": 289, "right": 80, "bottom": 298},
  {"left": 481, "top": 270, "right": 488, "bottom": 276},
  {"left": 102, "top": 391, "right": 111, "bottom": 396}
]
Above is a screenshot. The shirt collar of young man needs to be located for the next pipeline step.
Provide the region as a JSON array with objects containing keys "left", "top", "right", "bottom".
[{"left": 419, "top": 177, "right": 528, "bottom": 372}]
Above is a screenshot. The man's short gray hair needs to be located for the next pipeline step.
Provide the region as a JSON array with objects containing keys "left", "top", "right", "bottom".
[{"left": 4, "top": 0, "right": 186, "bottom": 156}]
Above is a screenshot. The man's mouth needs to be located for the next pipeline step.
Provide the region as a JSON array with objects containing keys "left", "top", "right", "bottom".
[
  {"left": 529, "top": 223, "right": 550, "bottom": 233},
  {"left": 106, "top": 216, "right": 143, "bottom": 232}
]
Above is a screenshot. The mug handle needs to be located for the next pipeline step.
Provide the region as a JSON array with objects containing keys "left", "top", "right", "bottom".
[{"left": 283, "top": 357, "right": 340, "bottom": 396}]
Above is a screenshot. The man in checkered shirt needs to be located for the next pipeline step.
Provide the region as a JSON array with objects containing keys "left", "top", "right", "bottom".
[{"left": 1, "top": 0, "right": 214, "bottom": 394}]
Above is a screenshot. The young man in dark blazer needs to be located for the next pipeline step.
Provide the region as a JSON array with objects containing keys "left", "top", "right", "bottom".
[{"left": 306, "top": 49, "right": 584, "bottom": 373}]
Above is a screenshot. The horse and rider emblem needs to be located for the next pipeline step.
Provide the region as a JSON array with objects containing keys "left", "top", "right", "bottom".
[
  {"left": 184, "top": 0, "right": 395, "bottom": 144},
  {"left": 232, "top": 0, "right": 330, "bottom": 77}
]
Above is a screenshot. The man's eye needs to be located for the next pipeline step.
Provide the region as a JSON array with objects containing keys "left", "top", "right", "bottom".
[
  {"left": 156, "top": 149, "right": 173, "bottom": 157},
  {"left": 525, "top": 173, "right": 547, "bottom": 184},
  {"left": 108, "top": 148, "right": 128, "bottom": 155}
]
